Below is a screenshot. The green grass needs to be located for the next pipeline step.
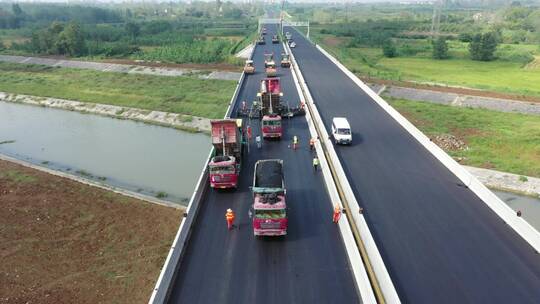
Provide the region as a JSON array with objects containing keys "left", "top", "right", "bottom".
[
  {"left": 0, "top": 62, "right": 236, "bottom": 118},
  {"left": 379, "top": 57, "right": 540, "bottom": 96},
  {"left": 388, "top": 97, "right": 540, "bottom": 177},
  {"left": 313, "top": 31, "right": 540, "bottom": 97},
  {"left": 0, "top": 170, "right": 38, "bottom": 183}
]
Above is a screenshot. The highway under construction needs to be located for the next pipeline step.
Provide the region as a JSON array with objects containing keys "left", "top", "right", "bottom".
[{"left": 150, "top": 22, "right": 540, "bottom": 304}]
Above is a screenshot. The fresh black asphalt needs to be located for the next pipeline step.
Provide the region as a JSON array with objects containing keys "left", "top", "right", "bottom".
[
  {"left": 167, "top": 25, "right": 361, "bottom": 304},
  {"left": 286, "top": 26, "right": 540, "bottom": 304}
]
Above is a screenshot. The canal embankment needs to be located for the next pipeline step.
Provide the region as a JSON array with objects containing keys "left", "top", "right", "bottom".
[
  {"left": 0, "top": 101, "right": 210, "bottom": 205},
  {"left": 0, "top": 92, "right": 211, "bottom": 133}
]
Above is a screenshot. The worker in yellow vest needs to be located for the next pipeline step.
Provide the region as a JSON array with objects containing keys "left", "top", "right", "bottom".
[
  {"left": 313, "top": 156, "right": 320, "bottom": 172},
  {"left": 225, "top": 208, "right": 235, "bottom": 230}
]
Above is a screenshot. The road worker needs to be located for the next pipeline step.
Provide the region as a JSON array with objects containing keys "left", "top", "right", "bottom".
[
  {"left": 225, "top": 208, "right": 235, "bottom": 230},
  {"left": 247, "top": 125, "right": 252, "bottom": 140},
  {"left": 309, "top": 137, "right": 316, "bottom": 151},
  {"left": 333, "top": 205, "right": 341, "bottom": 223},
  {"left": 313, "top": 156, "right": 319, "bottom": 172},
  {"left": 293, "top": 135, "right": 298, "bottom": 150},
  {"left": 256, "top": 135, "right": 262, "bottom": 149}
]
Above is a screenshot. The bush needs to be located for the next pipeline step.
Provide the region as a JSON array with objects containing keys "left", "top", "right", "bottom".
[
  {"left": 496, "top": 47, "right": 534, "bottom": 64},
  {"left": 432, "top": 37, "right": 449, "bottom": 59},
  {"left": 469, "top": 32, "right": 499, "bottom": 61},
  {"left": 458, "top": 33, "right": 473, "bottom": 42},
  {"left": 382, "top": 39, "right": 397, "bottom": 58}
]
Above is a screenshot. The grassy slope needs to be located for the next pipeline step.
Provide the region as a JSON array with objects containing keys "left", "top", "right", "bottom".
[
  {"left": 389, "top": 98, "right": 540, "bottom": 177},
  {"left": 313, "top": 32, "right": 540, "bottom": 97},
  {"left": 379, "top": 57, "right": 540, "bottom": 96},
  {"left": 0, "top": 62, "right": 236, "bottom": 118}
]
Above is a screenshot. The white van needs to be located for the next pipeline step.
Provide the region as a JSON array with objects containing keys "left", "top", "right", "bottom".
[{"left": 331, "top": 117, "right": 352, "bottom": 145}]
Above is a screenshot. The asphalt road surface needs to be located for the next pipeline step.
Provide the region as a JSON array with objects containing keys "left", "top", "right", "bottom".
[
  {"left": 167, "top": 25, "right": 361, "bottom": 304},
  {"left": 286, "top": 26, "right": 540, "bottom": 303}
]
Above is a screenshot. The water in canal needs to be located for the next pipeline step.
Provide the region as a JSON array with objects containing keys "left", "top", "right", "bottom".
[
  {"left": 0, "top": 101, "right": 210, "bottom": 205},
  {"left": 494, "top": 190, "right": 540, "bottom": 231}
]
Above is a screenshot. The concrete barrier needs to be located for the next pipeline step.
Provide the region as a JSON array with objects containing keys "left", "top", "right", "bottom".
[
  {"left": 148, "top": 43, "right": 256, "bottom": 304},
  {"left": 315, "top": 44, "right": 540, "bottom": 254},
  {"left": 285, "top": 43, "right": 377, "bottom": 304},
  {"left": 285, "top": 41, "right": 400, "bottom": 304}
]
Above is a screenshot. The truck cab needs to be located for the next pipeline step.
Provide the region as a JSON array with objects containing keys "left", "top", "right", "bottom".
[
  {"left": 208, "top": 119, "right": 244, "bottom": 188},
  {"left": 252, "top": 160, "right": 287, "bottom": 236},
  {"left": 258, "top": 78, "right": 283, "bottom": 139},
  {"left": 209, "top": 155, "right": 238, "bottom": 188},
  {"left": 261, "top": 114, "right": 282, "bottom": 138}
]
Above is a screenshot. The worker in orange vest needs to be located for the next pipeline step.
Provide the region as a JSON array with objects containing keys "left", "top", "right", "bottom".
[
  {"left": 225, "top": 208, "right": 235, "bottom": 230},
  {"left": 309, "top": 137, "right": 316, "bottom": 151},
  {"left": 333, "top": 205, "right": 341, "bottom": 223}
]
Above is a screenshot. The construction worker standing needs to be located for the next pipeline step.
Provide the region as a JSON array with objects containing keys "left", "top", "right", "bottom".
[
  {"left": 225, "top": 208, "right": 235, "bottom": 230},
  {"left": 293, "top": 135, "right": 298, "bottom": 150},
  {"left": 333, "top": 205, "right": 341, "bottom": 223},
  {"left": 313, "top": 156, "right": 320, "bottom": 172},
  {"left": 309, "top": 137, "right": 316, "bottom": 151}
]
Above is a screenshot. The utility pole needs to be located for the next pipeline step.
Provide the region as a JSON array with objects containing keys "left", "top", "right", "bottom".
[{"left": 431, "top": 0, "right": 444, "bottom": 38}]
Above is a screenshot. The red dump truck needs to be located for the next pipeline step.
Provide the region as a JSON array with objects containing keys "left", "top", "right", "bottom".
[
  {"left": 258, "top": 78, "right": 283, "bottom": 139},
  {"left": 208, "top": 119, "right": 244, "bottom": 189},
  {"left": 252, "top": 159, "right": 287, "bottom": 236}
]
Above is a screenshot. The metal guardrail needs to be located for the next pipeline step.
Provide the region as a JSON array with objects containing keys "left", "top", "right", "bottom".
[{"left": 148, "top": 43, "right": 256, "bottom": 304}]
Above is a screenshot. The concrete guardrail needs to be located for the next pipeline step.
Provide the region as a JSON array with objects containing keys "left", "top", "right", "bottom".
[
  {"left": 285, "top": 42, "right": 377, "bottom": 304},
  {"left": 148, "top": 43, "right": 256, "bottom": 304},
  {"left": 284, "top": 39, "right": 401, "bottom": 304}
]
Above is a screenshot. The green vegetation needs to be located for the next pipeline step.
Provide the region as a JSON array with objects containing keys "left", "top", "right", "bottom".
[
  {"left": 298, "top": 2, "right": 540, "bottom": 97},
  {"left": 0, "top": 2, "right": 260, "bottom": 64},
  {"left": 0, "top": 62, "right": 236, "bottom": 118},
  {"left": 389, "top": 98, "right": 540, "bottom": 177},
  {"left": 156, "top": 191, "right": 168, "bottom": 199},
  {"left": 469, "top": 32, "right": 499, "bottom": 61},
  {"left": 432, "top": 37, "right": 449, "bottom": 59},
  {"left": 0, "top": 169, "right": 38, "bottom": 183}
]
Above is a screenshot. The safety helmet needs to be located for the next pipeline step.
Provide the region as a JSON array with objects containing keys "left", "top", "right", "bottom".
[{"left": 227, "top": 208, "right": 232, "bottom": 213}]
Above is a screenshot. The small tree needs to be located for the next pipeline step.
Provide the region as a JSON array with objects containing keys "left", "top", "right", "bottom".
[
  {"left": 382, "top": 39, "right": 397, "bottom": 58},
  {"left": 432, "top": 37, "right": 449, "bottom": 59},
  {"left": 125, "top": 22, "right": 140, "bottom": 42},
  {"left": 469, "top": 32, "right": 499, "bottom": 61}
]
